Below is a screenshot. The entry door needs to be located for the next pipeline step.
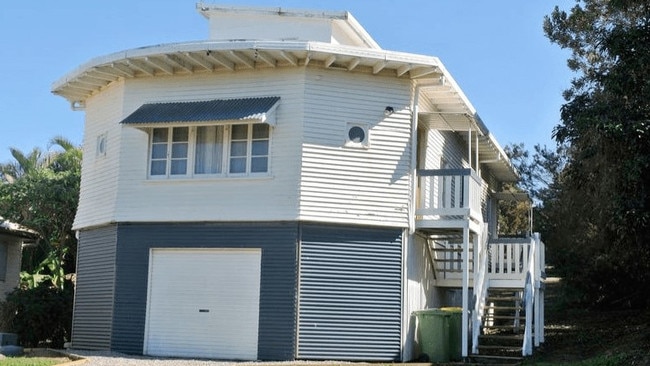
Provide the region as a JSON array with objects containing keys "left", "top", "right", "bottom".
[{"left": 144, "top": 248, "right": 261, "bottom": 360}]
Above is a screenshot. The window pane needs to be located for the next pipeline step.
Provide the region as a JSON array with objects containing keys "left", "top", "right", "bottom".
[
  {"left": 231, "top": 124, "right": 248, "bottom": 140},
  {"left": 150, "top": 160, "right": 166, "bottom": 175},
  {"left": 171, "top": 160, "right": 187, "bottom": 175},
  {"left": 195, "top": 126, "right": 224, "bottom": 174},
  {"left": 152, "top": 128, "right": 168, "bottom": 143},
  {"left": 151, "top": 144, "right": 167, "bottom": 159},
  {"left": 252, "top": 124, "right": 269, "bottom": 139},
  {"left": 252, "top": 140, "right": 268, "bottom": 156},
  {"left": 173, "top": 127, "right": 189, "bottom": 142},
  {"left": 171, "top": 143, "right": 188, "bottom": 159},
  {"left": 251, "top": 157, "right": 268, "bottom": 173},
  {"left": 230, "top": 141, "right": 247, "bottom": 157},
  {"left": 229, "top": 157, "right": 246, "bottom": 173}
]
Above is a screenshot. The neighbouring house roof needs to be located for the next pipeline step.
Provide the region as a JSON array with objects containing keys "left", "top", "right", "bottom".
[
  {"left": 0, "top": 217, "right": 39, "bottom": 240},
  {"left": 120, "top": 96, "right": 281, "bottom": 126}
]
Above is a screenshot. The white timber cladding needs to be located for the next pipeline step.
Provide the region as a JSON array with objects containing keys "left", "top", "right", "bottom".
[
  {"left": 403, "top": 235, "right": 438, "bottom": 361},
  {"left": 144, "top": 248, "right": 261, "bottom": 360},
  {"left": 73, "top": 81, "right": 124, "bottom": 230},
  {"left": 299, "top": 69, "right": 412, "bottom": 227},
  {"left": 0, "top": 237, "right": 22, "bottom": 297},
  {"left": 74, "top": 69, "right": 305, "bottom": 227}
]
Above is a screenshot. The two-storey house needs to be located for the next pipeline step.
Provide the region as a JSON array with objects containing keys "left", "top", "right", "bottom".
[{"left": 53, "top": 4, "right": 545, "bottom": 362}]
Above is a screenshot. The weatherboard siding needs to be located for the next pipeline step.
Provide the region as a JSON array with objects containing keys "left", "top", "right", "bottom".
[
  {"left": 115, "top": 70, "right": 303, "bottom": 223},
  {"left": 403, "top": 234, "right": 441, "bottom": 361},
  {"left": 110, "top": 222, "right": 298, "bottom": 360},
  {"left": 74, "top": 70, "right": 305, "bottom": 229},
  {"left": 72, "top": 226, "right": 117, "bottom": 350},
  {"left": 73, "top": 81, "right": 124, "bottom": 230},
  {"left": 299, "top": 70, "right": 412, "bottom": 227}
]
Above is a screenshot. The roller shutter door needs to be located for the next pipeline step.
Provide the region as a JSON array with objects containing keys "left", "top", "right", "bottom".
[
  {"left": 144, "top": 248, "right": 261, "bottom": 360},
  {"left": 298, "top": 227, "right": 402, "bottom": 361}
]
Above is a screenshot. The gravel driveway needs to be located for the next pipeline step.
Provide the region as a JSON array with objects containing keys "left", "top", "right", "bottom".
[{"left": 66, "top": 350, "right": 348, "bottom": 366}]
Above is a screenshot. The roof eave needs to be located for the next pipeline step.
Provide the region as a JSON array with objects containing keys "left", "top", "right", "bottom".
[{"left": 52, "top": 40, "right": 442, "bottom": 105}]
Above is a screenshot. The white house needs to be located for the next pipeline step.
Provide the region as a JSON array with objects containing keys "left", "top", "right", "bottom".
[
  {"left": 0, "top": 218, "right": 37, "bottom": 299},
  {"left": 53, "top": 4, "right": 545, "bottom": 362}
]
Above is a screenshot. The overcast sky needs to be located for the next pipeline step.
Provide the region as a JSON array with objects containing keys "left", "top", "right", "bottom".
[{"left": 0, "top": 1, "right": 574, "bottom": 163}]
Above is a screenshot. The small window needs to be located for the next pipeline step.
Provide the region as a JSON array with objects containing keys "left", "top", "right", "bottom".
[
  {"left": 345, "top": 123, "right": 370, "bottom": 148},
  {"left": 96, "top": 133, "right": 107, "bottom": 157}
]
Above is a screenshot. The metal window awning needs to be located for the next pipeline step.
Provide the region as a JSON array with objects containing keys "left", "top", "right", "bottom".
[{"left": 120, "top": 96, "right": 280, "bottom": 126}]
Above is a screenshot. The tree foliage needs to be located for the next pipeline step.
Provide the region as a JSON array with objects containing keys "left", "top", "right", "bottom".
[
  {"left": 0, "top": 285, "right": 74, "bottom": 348},
  {"left": 543, "top": 0, "right": 650, "bottom": 308},
  {"left": 0, "top": 137, "right": 81, "bottom": 286}
]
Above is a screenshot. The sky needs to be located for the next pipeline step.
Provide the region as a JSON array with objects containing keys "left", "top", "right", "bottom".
[{"left": 0, "top": 1, "right": 575, "bottom": 164}]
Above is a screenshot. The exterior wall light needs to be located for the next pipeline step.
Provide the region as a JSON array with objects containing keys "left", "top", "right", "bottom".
[{"left": 384, "top": 106, "right": 394, "bottom": 116}]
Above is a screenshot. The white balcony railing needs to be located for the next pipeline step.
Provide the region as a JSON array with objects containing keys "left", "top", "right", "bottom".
[{"left": 416, "top": 169, "right": 483, "bottom": 226}]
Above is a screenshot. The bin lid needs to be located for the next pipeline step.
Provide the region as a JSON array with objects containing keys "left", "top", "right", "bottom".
[
  {"left": 413, "top": 309, "right": 451, "bottom": 316},
  {"left": 440, "top": 307, "right": 463, "bottom": 313}
]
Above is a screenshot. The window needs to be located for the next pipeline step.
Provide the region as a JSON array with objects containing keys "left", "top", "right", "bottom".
[
  {"left": 96, "top": 133, "right": 107, "bottom": 157},
  {"left": 149, "top": 123, "right": 270, "bottom": 178},
  {"left": 344, "top": 123, "right": 370, "bottom": 148}
]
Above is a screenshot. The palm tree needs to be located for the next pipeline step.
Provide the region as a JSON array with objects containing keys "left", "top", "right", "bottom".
[
  {"left": 0, "top": 147, "right": 44, "bottom": 183},
  {"left": 0, "top": 136, "right": 81, "bottom": 183}
]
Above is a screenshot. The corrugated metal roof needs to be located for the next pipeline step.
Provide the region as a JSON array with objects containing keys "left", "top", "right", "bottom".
[
  {"left": 0, "top": 217, "right": 39, "bottom": 239},
  {"left": 120, "top": 96, "right": 280, "bottom": 124}
]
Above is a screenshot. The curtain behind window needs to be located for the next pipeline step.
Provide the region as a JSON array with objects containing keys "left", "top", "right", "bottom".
[{"left": 195, "top": 126, "right": 224, "bottom": 174}]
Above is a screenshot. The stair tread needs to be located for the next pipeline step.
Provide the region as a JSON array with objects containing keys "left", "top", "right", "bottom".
[
  {"left": 485, "top": 306, "right": 523, "bottom": 310},
  {"left": 486, "top": 296, "right": 522, "bottom": 301},
  {"left": 478, "top": 345, "right": 523, "bottom": 351},
  {"left": 480, "top": 334, "right": 524, "bottom": 340},
  {"left": 483, "top": 314, "right": 519, "bottom": 318},
  {"left": 483, "top": 324, "right": 525, "bottom": 330}
]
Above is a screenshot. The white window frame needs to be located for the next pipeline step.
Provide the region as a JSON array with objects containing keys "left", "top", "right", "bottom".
[{"left": 147, "top": 122, "right": 271, "bottom": 179}]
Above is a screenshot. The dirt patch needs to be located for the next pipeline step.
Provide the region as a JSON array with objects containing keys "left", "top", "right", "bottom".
[
  {"left": 21, "top": 348, "right": 76, "bottom": 363},
  {"left": 525, "top": 278, "right": 650, "bottom": 365}
]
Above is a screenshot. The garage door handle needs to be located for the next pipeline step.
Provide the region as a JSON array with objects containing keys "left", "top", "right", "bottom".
[{"left": 199, "top": 309, "right": 210, "bottom": 313}]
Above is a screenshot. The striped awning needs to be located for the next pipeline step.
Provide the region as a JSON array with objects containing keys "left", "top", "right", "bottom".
[{"left": 120, "top": 96, "right": 280, "bottom": 125}]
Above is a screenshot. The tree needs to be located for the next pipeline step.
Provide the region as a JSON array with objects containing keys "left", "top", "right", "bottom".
[
  {"left": 0, "top": 137, "right": 81, "bottom": 287},
  {"left": 544, "top": 0, "right": 650, "bottom": 308}
]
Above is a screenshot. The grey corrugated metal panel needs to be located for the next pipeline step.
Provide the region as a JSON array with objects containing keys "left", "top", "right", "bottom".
[
  {"left": 298, "top": 224, "right": 402, "bottom": 361},
  {"left": 72, "top": 226, "right": 117, "bottom": 350},
  {"left": 120, "top": 96, "right": 280, "bottom": 124},
  {"left": 109, "top": 222, "right": 298, "bottom": 360}
]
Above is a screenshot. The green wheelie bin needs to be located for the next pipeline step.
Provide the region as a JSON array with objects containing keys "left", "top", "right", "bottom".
[
  {"left": 414, "top": 309, "right": 451, "bottom": 362},
  {"left": 441, "top": 307, "right": 463, "bottom": 361}
]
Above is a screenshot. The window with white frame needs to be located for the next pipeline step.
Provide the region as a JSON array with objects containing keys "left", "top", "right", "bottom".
[{"left": 148, "top": 123, "right": 270, "bottom": 178}]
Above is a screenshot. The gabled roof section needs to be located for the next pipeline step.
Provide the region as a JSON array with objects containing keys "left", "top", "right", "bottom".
[{"left": 121, "top": 97, "right": 280, "bottom": 126}]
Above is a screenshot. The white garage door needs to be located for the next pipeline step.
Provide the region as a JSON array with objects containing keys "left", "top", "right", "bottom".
[{"left": 144, "top": 248, "right": 261, "bottom": 360}]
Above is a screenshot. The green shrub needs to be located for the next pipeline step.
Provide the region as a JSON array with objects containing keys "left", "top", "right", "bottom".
[{"left": 0, "top": 284, "right": 73, "bottom": 348}]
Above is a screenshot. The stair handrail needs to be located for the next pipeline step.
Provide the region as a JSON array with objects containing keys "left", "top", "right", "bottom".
[
  {"left": 521, "top": 234, "right": 538, "bottom": 356},
  {"left": 471, "top": 223, "right": 490, "bottom": 354}
]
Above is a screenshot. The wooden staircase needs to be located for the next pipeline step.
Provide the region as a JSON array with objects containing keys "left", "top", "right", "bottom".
[
  {"left": 430, "top": 239, "right": 473, "bottom": 287},
  {"left": 472, "top": 288, "right": 525, "bottom": 365}
]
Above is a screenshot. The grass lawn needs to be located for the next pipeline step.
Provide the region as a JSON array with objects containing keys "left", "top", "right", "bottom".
[{"left": 0, "top": 349, "right": 74, "bottom": 366}]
